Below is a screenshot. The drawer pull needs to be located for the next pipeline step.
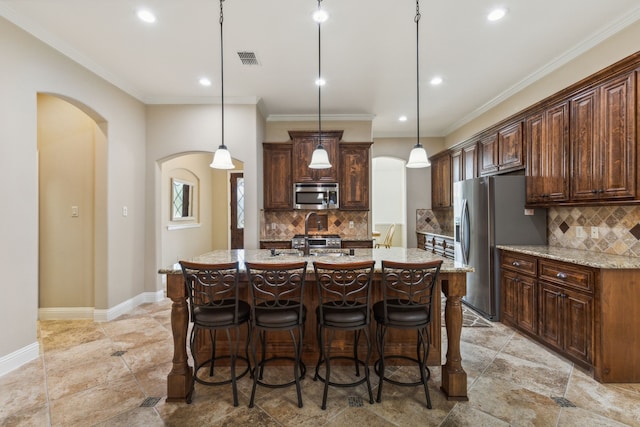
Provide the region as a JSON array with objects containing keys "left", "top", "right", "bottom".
[
  {"left": 512, "top": 261, "right": 520, "bottom": 267},
  {"left": 556, "top": 272, "right": 568, "bottom": 280}
]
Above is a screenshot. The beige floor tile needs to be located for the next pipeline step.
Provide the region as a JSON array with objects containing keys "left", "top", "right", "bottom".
[
  {"left": 38, "top": 320, "right": 105, "bottom": 352},
  {"left": 118, "top": 338, "right": 174, "bottom": 373},
  {"left": 566, "top": 368, "right": 640, "bottom": 426},
  {"left": 556, "top": 407, "right": 631, "bottom": 427},
  {"left": 466, "top": 376, "right": 561, "bottom": 426},
  {"left": 49, "top": 376, "right": 146, "bottom": 427},
  {"left": 325, "top": 406, "right": 398, "bottom": 427},
  {"left": 440, "top": 403, "right": 510, "bottom": 427},
  {"left": 92, "top": 407, "right": 165, "bottom": 427},
  {"left": 0, "top": 357, "right": 47, "bottom": 420},
  {"left": 0, "top": 404, "right": 51, "bottom": 427}
]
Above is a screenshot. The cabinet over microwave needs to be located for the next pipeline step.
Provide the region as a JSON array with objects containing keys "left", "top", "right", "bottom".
[{"left": 294, "top": 183, "right": 339, "bottom": 210}]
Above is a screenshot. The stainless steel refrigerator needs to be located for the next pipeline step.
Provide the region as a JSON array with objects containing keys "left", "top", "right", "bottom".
[{"left": 453, "top": 175, "right": 547, "bottom": 321}]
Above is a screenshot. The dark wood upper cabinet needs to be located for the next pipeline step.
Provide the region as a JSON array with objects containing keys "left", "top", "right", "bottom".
[
  {"left": 570, "top": 72, "right": 636, "bottom": 201},
  {"left": 498, "top": 121, "right": 524, "bottom": 172},
  {"left": 478, "top": 133, "right": 499, "bottom": 176},
  {"left": 263, "top": 143, "right": 293, "bottom": 210},
  {"left": 463, "top": 143, "right": 478, "bottom": 180},
  {"left": 451, "top": 149, "right": 463, "bottom": 183},
  {"left": 526, "top": 101, "right": 570, "bottom": 204},
  {"left": 289, "top": 130, "right": 341, "bottom": 183},
  {"left": 339, "top": 142, "right": 371, "bottom": 210},
  {"left": 431, "top": 153, "right": 452, "bottom": 209}
]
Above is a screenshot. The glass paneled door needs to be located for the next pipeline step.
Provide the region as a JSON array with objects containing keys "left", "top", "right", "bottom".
[{"left": 230, "top": 172, "right": 244, "bottom": 249}]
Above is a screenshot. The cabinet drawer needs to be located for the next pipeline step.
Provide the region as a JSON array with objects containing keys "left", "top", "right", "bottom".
[
  {"left": 501, "top": 251, "right": 537, "bottom": 276},
  {"left": 538, "top": 259, "right": 594, "bottom": 293}
]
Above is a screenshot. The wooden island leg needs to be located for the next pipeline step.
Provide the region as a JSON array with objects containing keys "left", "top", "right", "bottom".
[
  {"left": 166, "top": 273, "right": 193, "bottom": 402},
  {"left": 440, "top": 274, "right": 468, "bottom": 401}
]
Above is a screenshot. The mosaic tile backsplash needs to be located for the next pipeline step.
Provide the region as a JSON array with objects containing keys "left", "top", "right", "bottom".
[
  {"left": 548, "top": 206, "right": 640, "bottom": 257},
  {"left": 416, "top": 208, "right": 454, "bottom": 236},
  {"left": 415, "top": 206, "right": 640, "bottom": 257},
  {"left": 261, "top": 210, "right": 369, "bottom": 240}
]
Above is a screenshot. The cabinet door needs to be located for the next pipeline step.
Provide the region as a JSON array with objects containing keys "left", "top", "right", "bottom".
[
  {"left": 516, "top": 274, "right": 537, "bottom": 335},
  {"left": 570, "top": 88, "right": 599, "bottom": 201},
  {"left": 479, "top": 134, "right": 499, "bottom": 176},
  {"left": 498, "top": 122, "right": 524, "bottom": 172},
  {"left": 451, "top": 149, "right": 463, "bottom": 183},
  {"left": 501, "top": 269, "right": 519, "bottom": 325},
  {"left": 290, "top": 131, "right": 341, "bottom": 183},
  {"left": 463, "top": 143, "right": 478, "bottom": 180},
  {"left": 526, "top": 102, "right": 569, "bottom": 204},
  {"left": 599, "top": 73, "right": 635, "bottom": 200},
  {"left": 263, "top": 143, "right": 293, "bottom": 210},
  {"left": 562, "top": 288, "right": 593, "bottom": 364},
  {"left": 339, "top": 143, "right": 371, "bottom": 210},
  {"left": 416, "top": 233, "right": 426, "bottom": 250},
  {"left": 431, "top": 155, "right": 451, "bottom": 208},
  {"left": 538, "top": 282, "right": 564, "bottom": 351}
]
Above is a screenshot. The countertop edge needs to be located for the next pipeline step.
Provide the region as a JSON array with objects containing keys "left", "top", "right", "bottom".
[{"left": 497, "top": 245, "right": 640, "bottom": 269}]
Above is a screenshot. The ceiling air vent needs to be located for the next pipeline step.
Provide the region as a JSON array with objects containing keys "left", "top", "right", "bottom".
[{"left": 237, "top": 51, "right": 260, "bottom": 66}]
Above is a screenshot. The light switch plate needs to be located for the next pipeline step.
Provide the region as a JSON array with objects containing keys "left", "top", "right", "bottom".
[
  {"left": 71, "top": 206, "right": 79, "bottom": 217},
  {"left": 591, "top": 227, "right": 599, "bottom": 239}
]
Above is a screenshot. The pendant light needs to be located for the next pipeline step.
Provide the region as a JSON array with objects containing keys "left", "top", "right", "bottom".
[
  {"left": 210, "top": 0, "right": 235, "bottom": 170},
  {"left": 309, "top": 0, "right": 331, "bottom": 169},
  {"left": 406, "top": 0, "right": 430, "bottom": 169}
]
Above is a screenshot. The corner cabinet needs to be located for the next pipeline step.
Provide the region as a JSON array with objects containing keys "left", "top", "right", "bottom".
[
  {"left": 289, "top": 130, "right": 341, "bottom": 183},
  {"left": 431, "top": 153, "right": 451, "bottom": 209},
  {"left": 526, "top": 101, "right": 570, "bottom": 204},
  {"left": 263, "top": 143, "right": 293, "bottom": 210},
  {"left": 339, "top": 142, "right": 372, "bottom": 210},
  {"left": 570, "top": 72, "right": 636, "bottom": 202}
]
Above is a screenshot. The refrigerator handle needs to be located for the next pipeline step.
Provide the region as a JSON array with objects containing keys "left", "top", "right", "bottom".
[{"left": 461, "top": 198, "right": 470, "bottom": 264}]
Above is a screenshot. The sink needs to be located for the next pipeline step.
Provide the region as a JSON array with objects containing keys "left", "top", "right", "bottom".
[{"left": 309, "top": 251, "right": 349, "bottom": 257}]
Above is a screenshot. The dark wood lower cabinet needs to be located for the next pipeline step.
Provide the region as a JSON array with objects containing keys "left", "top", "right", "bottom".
[{"left": 500, "top": 249, "right": 640, "bottom": 383}]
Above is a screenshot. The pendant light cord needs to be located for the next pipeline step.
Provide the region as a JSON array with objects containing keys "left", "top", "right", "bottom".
[
  {"left": 317, "top": 0, "right": 323, "bottom": 149},
  {"left": 219, "top": 0, "right": 226, "bottom": 149},
  {"left": 415, "top": 0, "right": 421, "bottom": 148}
]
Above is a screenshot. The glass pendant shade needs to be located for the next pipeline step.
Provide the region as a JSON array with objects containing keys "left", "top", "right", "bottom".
[
  {"left": 309, "top": 145, "right": 331, "bottom": 169},
  {"left": 209, "top": 145, "right": 235, "bottom": 169},
  {"left": 406, "top": 144, "right": 430, "bottom": 168}
]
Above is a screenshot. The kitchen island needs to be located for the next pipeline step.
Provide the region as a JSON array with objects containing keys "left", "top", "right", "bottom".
[{"left": 160, "top": 247, "right": 473, "bottom": 403}]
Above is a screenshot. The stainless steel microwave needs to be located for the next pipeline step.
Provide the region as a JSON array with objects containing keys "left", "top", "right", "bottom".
[{"left": 293, "top": 183, "right": 339, "bottom": 210}]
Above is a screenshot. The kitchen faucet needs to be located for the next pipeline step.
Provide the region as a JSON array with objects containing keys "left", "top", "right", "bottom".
[{"left": 303, "top": 211, "right": 322, "bottom": 256}]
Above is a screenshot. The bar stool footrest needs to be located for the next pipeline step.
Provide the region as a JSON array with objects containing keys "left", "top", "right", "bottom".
[
  {"left": 314, "top": 356, "right": 368, "bottom": 388},
  {"left": 193, "top": 355, "right": 251, "bottom": 386},
  {"left": 374, "top": 355, "right": 431, "bottom": 387},
  {"left": 255, "top": 356, "right": 306, "bottom": 388}
]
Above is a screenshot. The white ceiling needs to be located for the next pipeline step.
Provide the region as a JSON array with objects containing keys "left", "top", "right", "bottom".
[{"left": 2, "top": 0, "right": 639, "bottom": 138}]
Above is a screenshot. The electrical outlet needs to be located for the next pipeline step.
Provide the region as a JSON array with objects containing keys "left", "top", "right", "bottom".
[
  {"left": 122, "top": 206, "right": 128, "bottom": 217},
  {"left": 591, "top": 227, "right": 599, "bottom": 239},
  {"left": 349, "top": 221, "right": 354, "bottom": 229},
  {"left": 576, "top": 226, "right": 586, "bottom": 238},
  {"left": 271, "top": 222, "right": 276, "bottom": 230}
]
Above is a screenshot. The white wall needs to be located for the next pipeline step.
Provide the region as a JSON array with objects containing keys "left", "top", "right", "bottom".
[
  {"left": 0, "top": 17, "right": 146, "bottom": 368},
  {"left": 372, "top": 157, "right": 406, "bottom": 247}
]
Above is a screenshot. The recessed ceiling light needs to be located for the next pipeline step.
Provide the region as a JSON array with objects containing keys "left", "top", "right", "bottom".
[
  {"left": 399, "top": 116, "right": 408, "bottom": 122},
  {"left": 312, "top": 9, "right": 329, "bottom": 23},
  {"left": 315, "top": 78, "right": 326, "bottom": 86},
  {"left": 487, "top": 8, "right": 507, "bottom": 21},
  {"left": 199, "top": 77, "right": 212, "bottom": 87},
  {"left": 430, "top": 76, "right": 443, "bottom": 86},
  {"left": 137, "top": 9, "right": 157, "bottom": 24}
]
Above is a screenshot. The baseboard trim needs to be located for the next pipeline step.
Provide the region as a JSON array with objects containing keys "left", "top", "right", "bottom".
[
  {"left": 38, "top": 290, "right": 166, "bottom": 322},
  {"left": 0, "top": 342, "right": 40, "bottom": 377},
  {"left": 94, "top": 290, "right": 166, "bottom": 322}
]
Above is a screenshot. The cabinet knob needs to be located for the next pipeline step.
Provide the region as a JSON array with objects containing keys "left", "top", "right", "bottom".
[
  {"left": 556, "top": 272, "right": 568, "bottom": 280},
  {"left": 512, "top": 261, "right": 520, "bottom": 267}
]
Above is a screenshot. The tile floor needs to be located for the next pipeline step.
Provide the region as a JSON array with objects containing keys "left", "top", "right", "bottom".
[{"left": 1, "top": 298, "right": 639, "bottom": 426}]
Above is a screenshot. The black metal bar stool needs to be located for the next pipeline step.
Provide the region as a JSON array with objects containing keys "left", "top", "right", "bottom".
[
  {"left": 244, "top": 261, "right": 308, "bottom": 408},
  {"left": 313, "top": 260, "right": 375, "bottom": 410},
  {"left": 373, "top": 260, "right": 442, "bottom": 409},
  {"left": 179, "top": 260, "right": 251, "bottom": 406}
]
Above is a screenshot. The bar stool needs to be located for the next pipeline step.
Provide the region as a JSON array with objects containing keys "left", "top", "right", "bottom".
[
  {"left": 373, "top": 260, "right": 442, "bottom": 409},
  {"left": 179, "top": 261, "right": 251, "bottom": 406},
  {"left": 244, "top": 261, "right": 308, "bottom": 408},
  {"left": 313, "top": 260, "right": 375, "bottom": 410}
]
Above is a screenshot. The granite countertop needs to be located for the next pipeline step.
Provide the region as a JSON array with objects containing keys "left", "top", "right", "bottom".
[
  {"left": 159, "top": 247, "right": 473, "bottom": 275},
  {"left": 497, "top": 245, "right": 640, "bottom": 269}
]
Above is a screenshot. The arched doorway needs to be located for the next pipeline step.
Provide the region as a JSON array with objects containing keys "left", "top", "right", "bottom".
[
  {"left": 372, "top": 156, "right": 407, "bottom": 247},
  {"left": 37, "top": 93, "right": 108, "bottom": 319}
]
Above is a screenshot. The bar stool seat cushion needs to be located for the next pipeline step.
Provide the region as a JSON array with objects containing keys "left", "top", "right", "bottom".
[
  {"left": 194, "top": 299, "right": 250, "bottom": 327},
  {"left": 373, "top": 300, "right": 429, "bottom": 326},
  {"left": 254, "top": 303, "right": 307, "bottom": 328},
  {"left": 317, "top": 304, "right": 367, "bottom": 327}
]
